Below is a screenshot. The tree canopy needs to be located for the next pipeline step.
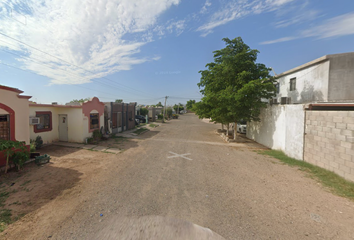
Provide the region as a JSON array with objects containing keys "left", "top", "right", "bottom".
[
  {"left": 186, "top": 100, "right": 196, "bottom": 110},
  {"left": 156, "top": 102, "right": 163, "bottom": 107},
  {"left": 195, "top": 37, "right": 276, "bottom": 137},
  {"left": 173, "top": 103, "right": 184, "bottom": 113},
  {"left": 70, "top": 98, "right": 91, "bottom": 103},
  {"left": 140, "top": 108, "right": 148, "bottom": 116}
]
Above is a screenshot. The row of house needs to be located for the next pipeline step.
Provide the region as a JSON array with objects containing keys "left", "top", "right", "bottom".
[
  {"left": 246, "top": 52, "right": 354, "bottom": 182},
  {"left": 0, "top": 86, "right": 137, "bottom": 165}
]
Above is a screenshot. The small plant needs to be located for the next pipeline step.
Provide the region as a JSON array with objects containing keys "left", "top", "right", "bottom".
[
  {"left": 0, "top": 140, "right": 29, "bottom": 173},
  {"left": 11, "top": 150, "right": 29, "bottom": 171},
  {"left": 29, "top": 140, "right": 36, "bottom": 153},
  {"left": 92, "top": 130, "right": 102, "bottom": 142},
  {"left": 35, "top": 136, "right": 43, "bottom": 149},
  {"left": 157, "top": 114, "right": 163, "bottom": 120},
  {"left": 87, "top": 137, "right": 94, "bottom": 144}
]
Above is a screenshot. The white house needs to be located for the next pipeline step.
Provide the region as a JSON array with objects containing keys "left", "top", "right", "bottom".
[{"left": 247, "top": 52, "right": 354, "bottom": 181}]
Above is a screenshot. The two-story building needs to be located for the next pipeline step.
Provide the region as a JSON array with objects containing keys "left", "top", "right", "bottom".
[{"left": 247, "top": 52, "right": 354, "bottom": 182}]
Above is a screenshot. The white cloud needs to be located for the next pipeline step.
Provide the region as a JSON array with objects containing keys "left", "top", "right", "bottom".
[
  {"left": 196, "top": 0, "right": 295, "bottom": 37},
  {"left": 0, "top": 0, "right": 180, "bottom": 85},
  {"left": 260, "top": 36, "right": 297, "bottom": 45},
  {"left": 261, "top": 12, "right": 354, "bottom": 44},
  {"left": 275, "top": 10, "right": 320, "bottom": 28},
  {"left": 167, "top": 20, "right": 186, "bottom": 36},
  {"left": 200, "top": 0, "right": 212, "bottom": 14},
  {"left": 302, "top": 12, "right": 354, "bottom": 39}
]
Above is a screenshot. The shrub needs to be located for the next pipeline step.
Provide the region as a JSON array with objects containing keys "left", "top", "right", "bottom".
[
  {"left": 11, "top": 150, "right": 29, "bottom": 171},
  {"left": 29, "top": 140, "right": 36, "bottom": 153},
  {"left": 157, "top": 114, "right": 163, "bottom": 120},
  {"left": 92, "top": 130, "right": 102, "bottom": 142},
  {"left": 35, "top": 136, "right": 43, "bottom": 149}
]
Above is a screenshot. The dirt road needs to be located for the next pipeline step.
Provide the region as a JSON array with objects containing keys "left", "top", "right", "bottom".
[{"left": 1, "top": 114, "right": 354, "bottom": 239}]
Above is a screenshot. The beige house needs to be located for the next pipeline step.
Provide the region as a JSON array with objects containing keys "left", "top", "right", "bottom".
[
  {"left": 0, "top": 85, "right": 31, "bottom": 144},
  {"left": 29, "top": 97, "right": 105, "bottom": 144}
]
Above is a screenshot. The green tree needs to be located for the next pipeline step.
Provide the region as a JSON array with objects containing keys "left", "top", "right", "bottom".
[
  {"left": 197, "top": 37, "right": 276, "bottom": 139},
  {"left": 186, "top": 100, "right": 196, "bottom": 110},
  {"left": 156, "top": 102, "right": 163, "bottom": 107},
  {"left": 70, "top": 98, "right": 91, "bottom": 103},
  {"left": 140, "top": 108, "right": 148, "bottom": 116},
  {"left": 166, "top": 107, "right": 173, "bottom": 118},
  {"left": 115, "top": 99, "right": 123, "bottom": 103},
  {"left": 173, "top": 104, "right": 184, "bottom": 113}
]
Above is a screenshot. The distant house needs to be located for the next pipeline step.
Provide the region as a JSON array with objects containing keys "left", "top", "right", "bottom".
[
  {"left": 148, "top": 107, "right": 163, "bottom": 122},
  {"left": 29, "top": 97, "right": 105, "bottom": 144},
  {"left": 104, "top": 102, "right": 136, "bottom": 134},
  {"left": 247, "top": 52, "right": 354, "bottom": 182}
]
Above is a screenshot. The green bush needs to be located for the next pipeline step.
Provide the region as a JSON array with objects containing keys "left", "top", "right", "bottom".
[
  {"left": 35, "top": 136, "right": 43, "bottom": 149},
  {"left": 29, "top": 140, "right": 36, "bottom": 153},
  {"left": 140, "top": 108, "right": 148, "bottom": 116},
  {"left": 11, "top": 150, "right": 29, "bottom": 171},
  {"left": 157, "top": 114, "right": 163, "bottom": 120},
  {"left": 92, "top": 130, "right": 102, "bottom": 142}
]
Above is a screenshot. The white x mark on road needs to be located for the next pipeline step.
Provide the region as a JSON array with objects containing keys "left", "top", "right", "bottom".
[{"left": 167, "top": 151, "right": 192, "bottom": 161}]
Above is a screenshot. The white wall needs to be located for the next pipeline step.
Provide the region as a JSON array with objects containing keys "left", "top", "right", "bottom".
[
  {"left": 247, "top": 104, "right": 305, "bottom": 160},
  {"left": 276, "top": 60, "right": 330, "bottom": 104},
  {"left": 29, "top": 106, "right": 84, "bottom": 143}
]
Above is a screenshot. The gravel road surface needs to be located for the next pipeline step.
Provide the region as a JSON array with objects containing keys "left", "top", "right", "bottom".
[{"left": 2, "top": 114, "right": 354, "bottom": 240}]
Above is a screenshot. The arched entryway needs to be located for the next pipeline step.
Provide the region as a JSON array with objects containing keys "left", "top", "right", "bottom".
[{"left": 0, "top": 103, "right": 15, "bottom": 141}]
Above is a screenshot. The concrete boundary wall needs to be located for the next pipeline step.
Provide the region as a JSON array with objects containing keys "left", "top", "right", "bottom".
[
  {"left": 247, "top": 104, "right": 305, "bottom": 160},
  {"left": 304, "top": 111, "right": 354, "bottom": 182}
]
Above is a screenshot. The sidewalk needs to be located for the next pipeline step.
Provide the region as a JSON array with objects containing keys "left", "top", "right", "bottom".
[
  {"left": 114, "top": 123, "right": 159, "bottom": 138},
  {"left": 52, "top": 142, "right": 121, "bottom": 154}
]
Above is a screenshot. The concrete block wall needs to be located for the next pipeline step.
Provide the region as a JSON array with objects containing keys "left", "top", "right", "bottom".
[{"left": 304, "top": 111, "right": 354, "bottom": 182}]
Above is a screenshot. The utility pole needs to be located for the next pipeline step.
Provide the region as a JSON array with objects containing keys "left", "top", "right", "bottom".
[
  {"left": 163, "top": 96, "right": 168, "bottom": 123},
  {"left": 177, "top": 104, "right": 180, "bottom": 114}
]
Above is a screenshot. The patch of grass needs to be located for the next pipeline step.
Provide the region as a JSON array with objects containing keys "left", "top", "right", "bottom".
[
  {"left": 149, "top": 124, "right": 158, "bottom": 128},
  {"left": 0, "top": 192, "right": 10, "bottom": 208},
  {"left": 9, "top": 201, "right": 21, "bottom": 206},
  {"left": 20, "top": 180, "right": 31, "bottom": 186},
  {"left": 0, "top": 209, "right": 12, "bottom": 232},
  {"left": 13, "top": 213, "right": 25, "bottom": 222},
  {"left": 133, "top": 128, "right": 149, "bottom": 135},
  {"left": 258, "top": 150, "right": 354, "bottom": 201}
]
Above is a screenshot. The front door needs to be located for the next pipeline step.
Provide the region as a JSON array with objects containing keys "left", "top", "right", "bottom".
[
  {"left": 0, "top": 115, "right": 10, "bottom": 140},
  {"left": 58, "top": 114, "right": 68, "bottom": 142}
]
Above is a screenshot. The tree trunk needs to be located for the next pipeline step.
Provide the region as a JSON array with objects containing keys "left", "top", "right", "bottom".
[
  {"left": 5, "top": 151, "right": 9, "bottom": 174},
  {"left": 221, "top": 124, "right": 224, "bottom": 130},
  {"left": 226, "top": 123, "right": 230, "bottom": 136},
  {"left": 234, "top": 122, "right": 237, "bottom": 140}
]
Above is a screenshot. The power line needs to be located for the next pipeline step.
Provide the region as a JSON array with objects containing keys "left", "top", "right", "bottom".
[
  {"left": 0, "top": 61, "right": 125, "bottom": 99},
  {"left": 0, "top": 39, "right": 155, "bottom": 98},
  {"left": 0, "top": 31, "right": 154, "bottom": 97}
]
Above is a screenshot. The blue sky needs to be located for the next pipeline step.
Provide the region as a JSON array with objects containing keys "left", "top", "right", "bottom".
[{"left": 0, "top": 0, "right": 353, "bottom": 106}]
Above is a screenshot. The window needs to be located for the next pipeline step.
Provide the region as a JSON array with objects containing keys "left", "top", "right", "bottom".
[
  {"left": 34, "top": 111, "right": 52, "bottom": 133},
  {"left": 290, "top": 78, "right": 296, "bottom": 91},
  {"left": 90, "top": 113, "right": 99, "bottom": 130},
  {"left": 274, "top": 83, "right": 280, "bottom": 93},
  {"left": 0, "top": 115, "right": 9, "bottom": 140}
]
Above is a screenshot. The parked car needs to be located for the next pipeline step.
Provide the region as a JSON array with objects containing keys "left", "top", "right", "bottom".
[
  {"left": 237, "top": 120, "right": 247, "bottom": 134},
  {"left": 135, "top": 115, "right": 146, "bottom": 123}
]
